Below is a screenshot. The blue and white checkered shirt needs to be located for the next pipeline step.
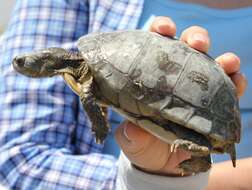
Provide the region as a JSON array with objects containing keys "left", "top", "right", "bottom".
[{"left": 0, "top": 0, "right": 143, "bottom": 189}]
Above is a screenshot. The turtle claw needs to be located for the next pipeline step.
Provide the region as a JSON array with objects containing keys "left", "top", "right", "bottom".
[
  {"left": 170, "top": 144, "right": 175, "bottom": 153},
  {"left": 170, "top": 142, "right": 179, "bottom": 153},
  {"left": 95, "top": 138, "right": 103, "bottom": 145}
]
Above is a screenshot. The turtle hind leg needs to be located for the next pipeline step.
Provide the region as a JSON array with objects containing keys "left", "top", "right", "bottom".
[
  {"left": 171, "top": 139, "right": 210, "bottom": 157},
  {"left": 80, "top": 77, "right": 110, "bottom": 144},
  {"left": 171, "top": 139, "right": 212, "bottom": 174},
  {"left": 179, "top": 155, "right": 211, "bottom": 174}
]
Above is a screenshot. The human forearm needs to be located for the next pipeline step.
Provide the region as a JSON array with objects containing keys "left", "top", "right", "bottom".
[{"left": 205, "top": 158, "right": 252, "bottom": 190}]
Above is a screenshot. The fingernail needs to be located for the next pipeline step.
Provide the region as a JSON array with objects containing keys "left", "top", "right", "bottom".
[
  {"left": 156, "top": 20, "right": 176, "bottom": 35},
  {"left": 224, "top": 53, "right": 240, "bottom": 64},
  {"left": 123, "top": 123, "right": 131, "bottom": 142},
  {"left": 157, "top": 23, "right": 167, "bottom": 33},
  {"left": 191, "top": 33, "right": 206, "bottom": 43}
]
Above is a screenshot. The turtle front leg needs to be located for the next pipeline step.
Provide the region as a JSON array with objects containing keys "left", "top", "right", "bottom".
[{"left": 80, "top": 77, "right": 110, "bottom": 144}]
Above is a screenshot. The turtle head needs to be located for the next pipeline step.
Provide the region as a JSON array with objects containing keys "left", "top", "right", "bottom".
[{"left": 13, "top": 48, "right": 76, "bottom": 77}]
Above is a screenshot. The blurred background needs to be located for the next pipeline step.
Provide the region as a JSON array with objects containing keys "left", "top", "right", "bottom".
[
  {"left": 0, "top": 1, "right": 14, "bottom": 189},
  {"left": 0, "top": 0, "right": 15, "bottom": 34}
]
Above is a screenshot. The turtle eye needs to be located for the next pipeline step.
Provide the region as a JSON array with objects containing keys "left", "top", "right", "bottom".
[{"left": 14, "top": 56, "right": 25, "bottom": 67}]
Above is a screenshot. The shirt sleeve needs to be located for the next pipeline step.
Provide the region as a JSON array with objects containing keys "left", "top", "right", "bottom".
[
  {"left": 0, "top": 1, "right": 118, "bottom": 189},
  {"left": 117, "top": 152, "right": 210, "bottom": 190}
]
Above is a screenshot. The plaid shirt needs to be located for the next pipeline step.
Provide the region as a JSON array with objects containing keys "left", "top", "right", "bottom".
[{"left": 0, "top": 0, "right": 143, "bottom": 189}]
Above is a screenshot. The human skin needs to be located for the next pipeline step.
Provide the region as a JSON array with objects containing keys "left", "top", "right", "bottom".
[
  {"left": 205, "top": 158, "right": 252, "bottom": 190},
  {"left": 115, "top": 16, "right": 247, "bottom": 176}
]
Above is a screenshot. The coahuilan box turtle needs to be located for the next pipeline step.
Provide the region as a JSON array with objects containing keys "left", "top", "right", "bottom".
[{"left": 13, "top": 30, "right": 241, "bottom": 173}]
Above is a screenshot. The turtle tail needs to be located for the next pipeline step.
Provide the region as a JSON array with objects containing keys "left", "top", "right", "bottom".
[{"left": 227, "top": 143, "right": 236, "bottom": 167}]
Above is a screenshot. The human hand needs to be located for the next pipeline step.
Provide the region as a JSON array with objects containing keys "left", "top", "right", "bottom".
[
  {"left": 115, "top": 16, "right": 247, "bottom": 176},
  {"left": 149, "top": 16, "right": 247, "bottom": 97}
]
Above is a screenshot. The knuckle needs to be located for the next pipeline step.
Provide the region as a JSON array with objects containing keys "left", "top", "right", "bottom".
[
  {"left": 191, "top": 25, "right": 209, "bottom": 34},
  {"left": 151, "top": 16, "right": 164, "bottom": 25},
  {"left": 155, "top": 16, "right": 172, "bottom": 21},
  {"left": 154, "top": 16, "right": 175, "bottom": 26},
  {"left": 181, "top": 25, "right": 209, "bottom": 42},
  {"left": 226, "top": 52, "right": 241, "bottom": 64},
  {"left": 185, "top": 25, "right": 209, "bottom": 37}
]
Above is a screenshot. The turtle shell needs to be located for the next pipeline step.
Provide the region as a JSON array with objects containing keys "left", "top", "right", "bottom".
[{"left": 77, "top": 30, "right": 241, "bottom": 150}]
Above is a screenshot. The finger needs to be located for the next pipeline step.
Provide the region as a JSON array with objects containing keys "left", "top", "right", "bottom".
[
  {"left": 230, "top": 73, "right": 247, "bottom": 98},
  {"left": 115, "top": 121, "right": 152, "bottom": 153},
  {"left": 215, "top": 53, "right": 240, "bottom": 75},
  {"left": 149, "top": 16, "right": 176, "bottom": 37},
  {"left": 180, "top": 26, "right": 210, "bottom": 52},
  {"left": 161, "top": 149, "right": 191, "bottom": 175}
]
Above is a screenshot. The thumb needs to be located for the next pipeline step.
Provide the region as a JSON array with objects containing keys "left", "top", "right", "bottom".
[
  {"left": 115, "top": 121, "right": 155, "bottom": 154},
  {"left": 115, "top": 121, "right": 169, "bottom": 171},
  {"left": 115, "top": 121, "right": 190, "bottom": 174}
]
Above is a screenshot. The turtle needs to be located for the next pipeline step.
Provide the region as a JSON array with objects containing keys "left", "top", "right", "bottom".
[{"left": 12, "top": 30, "right": 241, "bottom": 174}]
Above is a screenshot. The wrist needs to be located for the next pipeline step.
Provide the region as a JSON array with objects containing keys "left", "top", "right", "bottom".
[{"left": 118, "top": 151, "right": 211, "bottom": 190}]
